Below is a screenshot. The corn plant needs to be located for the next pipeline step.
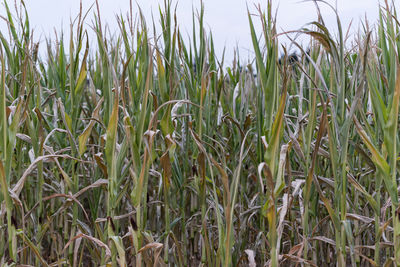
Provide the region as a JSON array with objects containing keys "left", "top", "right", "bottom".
[{"left": 1, "top": 0, "right": 400, "bottom": 266}]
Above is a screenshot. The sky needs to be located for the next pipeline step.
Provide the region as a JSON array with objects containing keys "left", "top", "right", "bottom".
[{"left": 0, "top": 0, "right": 390, "bottom": 62}]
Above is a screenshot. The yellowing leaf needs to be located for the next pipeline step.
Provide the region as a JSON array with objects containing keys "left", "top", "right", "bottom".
[
  {"left": 78, "top": 98, "right": 103, "bottom": 156},
  {"left": 74, "top": 39, "right": 89, "bottom": 96}
]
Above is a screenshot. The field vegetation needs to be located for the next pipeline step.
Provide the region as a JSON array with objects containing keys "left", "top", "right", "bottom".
[{"left": 1, "top": 0, "right": 400, "bottom": 266}]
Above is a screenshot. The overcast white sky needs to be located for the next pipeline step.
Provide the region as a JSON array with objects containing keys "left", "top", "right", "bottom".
[{"left": 0, "top": 0, "right": 392, "bottom": 62}]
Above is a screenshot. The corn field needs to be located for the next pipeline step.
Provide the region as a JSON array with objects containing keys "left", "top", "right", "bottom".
[{"left": 1, "top": 0, "right": 400, "bottom": 266}]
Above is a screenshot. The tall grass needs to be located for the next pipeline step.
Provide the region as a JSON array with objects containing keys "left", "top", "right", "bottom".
[{"left": 0, "top": 0, "right": 400, "bottom": 266}]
